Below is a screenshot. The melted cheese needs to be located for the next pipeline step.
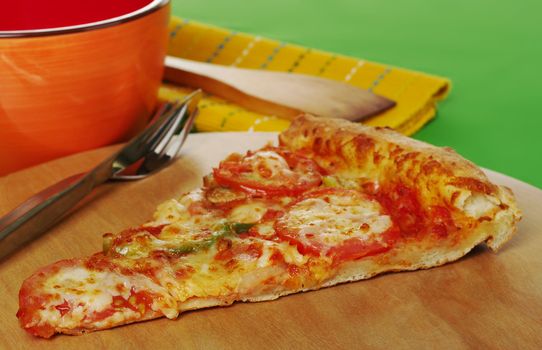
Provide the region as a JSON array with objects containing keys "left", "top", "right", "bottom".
[
  {"left": 152, "top": 189, "right": 205, "bottom": 225},
  {"left": 169, "top": 246, "right": 238, "bottom": 301},
  {"left": 228, "top": 202, "right": 267, "bottom": 223},
  {"left": 452, "top": 190, "right": 499, "bottom": 218},
  {"left": 152, "top": 199, "right": 189, "bottom": 225},
  {"left": 255, "top": 223, "right": 275, "bottom": 237},
  {"left": 245, "top": 150, "right": 293, "bottom": 177},
  {"left": 322, "top": 175, "right": 363, "bottom": 190},
  {"left": 282, "top": 193, "right": 391, "bottom": 247}
]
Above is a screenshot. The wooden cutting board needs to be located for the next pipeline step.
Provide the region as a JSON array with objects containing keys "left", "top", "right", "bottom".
[{"left": 0, "top": 132, "right": 541, "bottom": 349}]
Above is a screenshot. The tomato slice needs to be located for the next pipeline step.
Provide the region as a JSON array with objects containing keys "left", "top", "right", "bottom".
[
  {"left": 327, "top": 237, "right": 390, "bottom": 264},
  {"left": 213, "top": 147, "right": 322, "bottom": 196},
  {"left": 275, "top": 187, "right": 398, "bottom": 263}
]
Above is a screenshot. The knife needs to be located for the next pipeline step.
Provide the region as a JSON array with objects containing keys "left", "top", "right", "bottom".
[{"left": 164, "top": 56, "right": 395, "bottom": 122}]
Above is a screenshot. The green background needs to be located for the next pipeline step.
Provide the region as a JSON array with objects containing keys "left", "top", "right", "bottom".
[{"left": 171, "top": 0, "right": 541, "bottom": 188}]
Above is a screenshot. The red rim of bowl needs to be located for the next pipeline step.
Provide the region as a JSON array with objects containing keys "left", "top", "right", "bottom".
[{"left": 0, "top": 0, "right": 170, "bottom": 38}]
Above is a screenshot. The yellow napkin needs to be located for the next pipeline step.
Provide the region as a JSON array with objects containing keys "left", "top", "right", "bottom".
[{"left": 160, "top": 17, "right": 450, "bottom": 136}]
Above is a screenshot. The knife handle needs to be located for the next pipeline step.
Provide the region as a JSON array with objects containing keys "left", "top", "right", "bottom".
[{"left": 0, "top": 173, "right": 94, "bottom": 261}]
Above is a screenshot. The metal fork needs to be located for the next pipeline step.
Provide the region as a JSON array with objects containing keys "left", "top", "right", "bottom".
[{"left": 0, "top": 90, "right": 202, "bottom": 261}]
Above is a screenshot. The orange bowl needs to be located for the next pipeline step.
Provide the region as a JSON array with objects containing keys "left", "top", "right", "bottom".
[{"left": 0, "top": 0, "right": 170, "bottom": 176}]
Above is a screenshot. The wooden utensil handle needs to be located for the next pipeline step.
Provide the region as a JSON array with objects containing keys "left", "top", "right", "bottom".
[
  {"left": 163, "top": 56, "right": 395, "bottom": 121},
  {"left": 164, "top": 67, "right": 302, "bottom": 120}
]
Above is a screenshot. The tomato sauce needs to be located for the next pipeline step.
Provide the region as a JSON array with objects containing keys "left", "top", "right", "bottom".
[
  {"left": 85, "top": 253, "right": 119, "bottom": 271},
  {"left": 54, "top": 299, "right": 71, "bottom": 316},
  {"left": 327, "top": 238, "right": 391, "bottom": 265},
  {"left": 262, "top": 209, "right": 285, "bottom": 221},
  {"left": 175, "top": 265, "right": 196, "bottom": 279},
  {"left": 269, "top": 250, "right": 285, "bottom": 264},
  {"left": 116, "top": 225, "right": 166, "bottom": 241},
  {"left": 375, "top": 183, "right": 456, "bottom": 240},
  {"left": 17, "top": 293, "right": 56, "bottom": 337},
  {"left": 215, "top": 241, "right": 263, "bottom": 261},
  {"left": 375, "top": 183, "right": 425, "bottom": 237},
  {"left": 89, "top": 308, "right": 116, "bottom": 322},
  {"left": 24, "top": 324, "right": 56, "bottom": 338},
  {"left": 130, "top": 288, "right": 155, "bottom": 312},
  {"left": 90, "top": 288, "right": 155, "bottom": 322},
  {"left": 287, "top": 264, "right": 302, "bottom": 276},
  {"left": 428, "top": 206, "right": 456, "bottom": 238}
]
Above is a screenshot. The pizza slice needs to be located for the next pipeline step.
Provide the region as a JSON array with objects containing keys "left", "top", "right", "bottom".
[{"left": 17, "top": 115, "right": 521, "bottom": 338}]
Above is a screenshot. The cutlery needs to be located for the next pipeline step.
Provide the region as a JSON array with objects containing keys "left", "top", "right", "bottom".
[
  {"left": 0, "top": 90, "right": 201, "bottom": 261},
  {"left": 164, "top": 56, "right": 395, "bottom": 122}
]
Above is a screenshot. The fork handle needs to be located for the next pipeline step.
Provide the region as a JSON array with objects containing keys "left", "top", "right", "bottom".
[{"left": 0, "top": 172, "right": 95, "bottom": 261}]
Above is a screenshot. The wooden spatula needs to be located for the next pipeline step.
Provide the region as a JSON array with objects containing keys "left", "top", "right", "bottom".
[{"left": 164, "top": 56, "right": 395, "bottom": 122}]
